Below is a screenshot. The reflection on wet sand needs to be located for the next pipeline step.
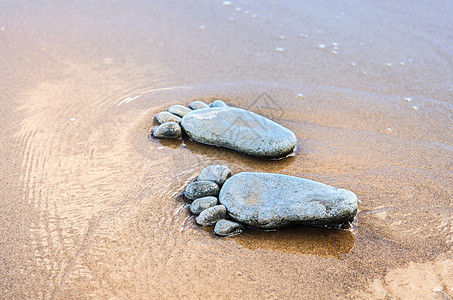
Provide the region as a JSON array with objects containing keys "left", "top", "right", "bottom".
[
  {"left": 154, "top": 136, "right": 182, "bottom": 150},
  {"left": 232, "top": 226, "right": 354, "bottom": 259}
]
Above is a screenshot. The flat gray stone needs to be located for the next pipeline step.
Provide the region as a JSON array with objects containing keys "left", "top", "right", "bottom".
[
  {"left": 184, "top": 181, "right": 219, "bottom": 200},
  {"left": 155, "top": 111, "right": 182, "bottom": 124},
  {"left": 214, "top": 219, "right": 244, "bottom": 236},
  {"left": 181, "top": 107, "right": 297, "bottom": 158},
  {"left": 210, "top": 100, "right": 228, "bottom": 107},
  {"left": 195, "top": 205, "right": 227, "bottom": 226},
  {"left": 219, "top": 172, "right": 358, "bottom": 229},
  {"left": 190, "top": 196, "right": 219, "bottom": 215},
  {"left": 197, "top": 165, "right": 232, "bottom": 186},
  {"left": 152, "top": 122, "right": 182, "bottom": 139},
  {"left": 168, "top": 105, "right": 192, "bottom": 117},
  {"left": 189, "top": 100, "right": 209, "bottom": 110}
]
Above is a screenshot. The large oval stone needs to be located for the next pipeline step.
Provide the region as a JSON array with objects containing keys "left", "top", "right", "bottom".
[
  {"left": 181, "top": 107, "right": 297, "bottom": 158},
  {"left": 219, "top": 172, "right": 358, "bottom": 229}
]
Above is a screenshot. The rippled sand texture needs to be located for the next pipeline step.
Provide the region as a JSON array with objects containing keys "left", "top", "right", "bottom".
[{"left": 1, "top": 0, "right": 452, "bottom": 298}]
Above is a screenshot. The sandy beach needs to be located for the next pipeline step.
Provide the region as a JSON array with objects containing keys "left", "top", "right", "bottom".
[{"left": 1, "top": 0, "right": 452, "bottom": 298}]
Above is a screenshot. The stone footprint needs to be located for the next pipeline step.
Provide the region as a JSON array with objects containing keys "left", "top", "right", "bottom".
[
  {"left": 151, "top": 100, "right": 358, "bottom": 237},
  {"left": 184, "top": 165, "right": 358, "bottom": 237},
  {"left": 151, "top": 99, "right": 297, "bottom": 159}
]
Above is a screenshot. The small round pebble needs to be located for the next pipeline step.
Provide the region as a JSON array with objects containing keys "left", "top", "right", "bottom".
[
  {"left": 190, "top": 196, "right": 219, "bottom": 215},
  {"left": 168, "top": 105, "right": 192, "bottom": 117},
  {"left": 155, "top": 111, "right": 182, "bottom": 124},
  {"left": 195, "top": 205, "right": 227, "bottom": 226},
  {"left": 214, "top": 219, "right": 244, "bottom": 236},
  {"left": 210, "top": 100, "right": 228, "bottom": 107},
  {"left": 152, "top": 122, "right": 182, "bottom": 139},
  {"left": 184, "top": 181, "right": 220, "bottom": 200},
  {"left": 188, "top": 100, "right": 209, "bottom": 110},
  {"left": 197, "top": 165, "right": 232, "bottom": 186}
]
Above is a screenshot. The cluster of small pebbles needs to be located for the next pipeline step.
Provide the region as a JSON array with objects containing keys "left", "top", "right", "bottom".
[
  {"left": 151, "top": 99, "right": 227, "bottom": 139},
  {"left": 184, "top": 165, "right": 244, "bottom": 236}
]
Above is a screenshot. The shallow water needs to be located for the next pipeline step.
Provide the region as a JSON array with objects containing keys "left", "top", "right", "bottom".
[{"left": 1, "top": 0, "right": 452, "bottom": 298}]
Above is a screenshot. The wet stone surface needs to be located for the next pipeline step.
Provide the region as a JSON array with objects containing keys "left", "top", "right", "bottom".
[
  {"left": 214, "top": 219, "right": 244, "bottom": 236},
  {"left": 197, "top": 165, "right": 232, "bottom": 186},
  {"left": 184, "top": 181, "right": 220, "bottom": 200},
  {"left": 152, "top": 122, "right": 182, "bottom": 139},
  {"left": 190, "top": 196, "right": 219, "bottom": 215},
  {"left": 168, "top": 104, "right": 192, "bottom": 117},
  {"left": 181, "top": 107, "right": 297, "bottom": 158},
  {"left": 195, "top": 205, "right": 227, "bottom": 226},
  {"left": 189, "top": 100, "right": 209, "bottom": 110},
  {"left": 210, "top": 99, "right": 228, "bottom": 107},
  {"left": 155, "top": 111, "right": 182, "bottom": 124},
  {"left": 219, "top": 172, "right": 358, "bottom": 229}
]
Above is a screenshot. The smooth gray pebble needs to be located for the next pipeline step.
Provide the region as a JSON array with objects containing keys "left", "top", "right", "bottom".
[
  {"left": 197, "top": 165, "right": 232, "bottom": 186},
  {"left": 189, "top": 100, "right": 209, "bottom": 110},
  {"left": 152, "top": 122, "right": 182, "bottom": 139},
  {"left": 155, "top": 111, "right": 182, "bottom": 124},
  {"left": 210, "top": 100, "right": 228, "bottom": 107},
  {"left": 190, "top": 196, "right": 219, "bottom": 215},
  {"left": 195, "top": 205, "right": 227, "bottom": 226},
  {"left": 184, "top": 181, "right": 220, "bottom": 200},
  {"left": 214, "top": 219, "right": 244, "bottom": 236},
  {"left": 168, "top": 104, "right": 192, "bottom": 117}
]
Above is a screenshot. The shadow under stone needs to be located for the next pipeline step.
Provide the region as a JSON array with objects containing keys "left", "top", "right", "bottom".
[{"left": 230, "top": 226, "right": 354, "bottom": 259}]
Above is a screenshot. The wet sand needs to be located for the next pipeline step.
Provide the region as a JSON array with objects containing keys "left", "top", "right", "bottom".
[{"left": 1, "top": 0, "right": 452, "bottom": 298}]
